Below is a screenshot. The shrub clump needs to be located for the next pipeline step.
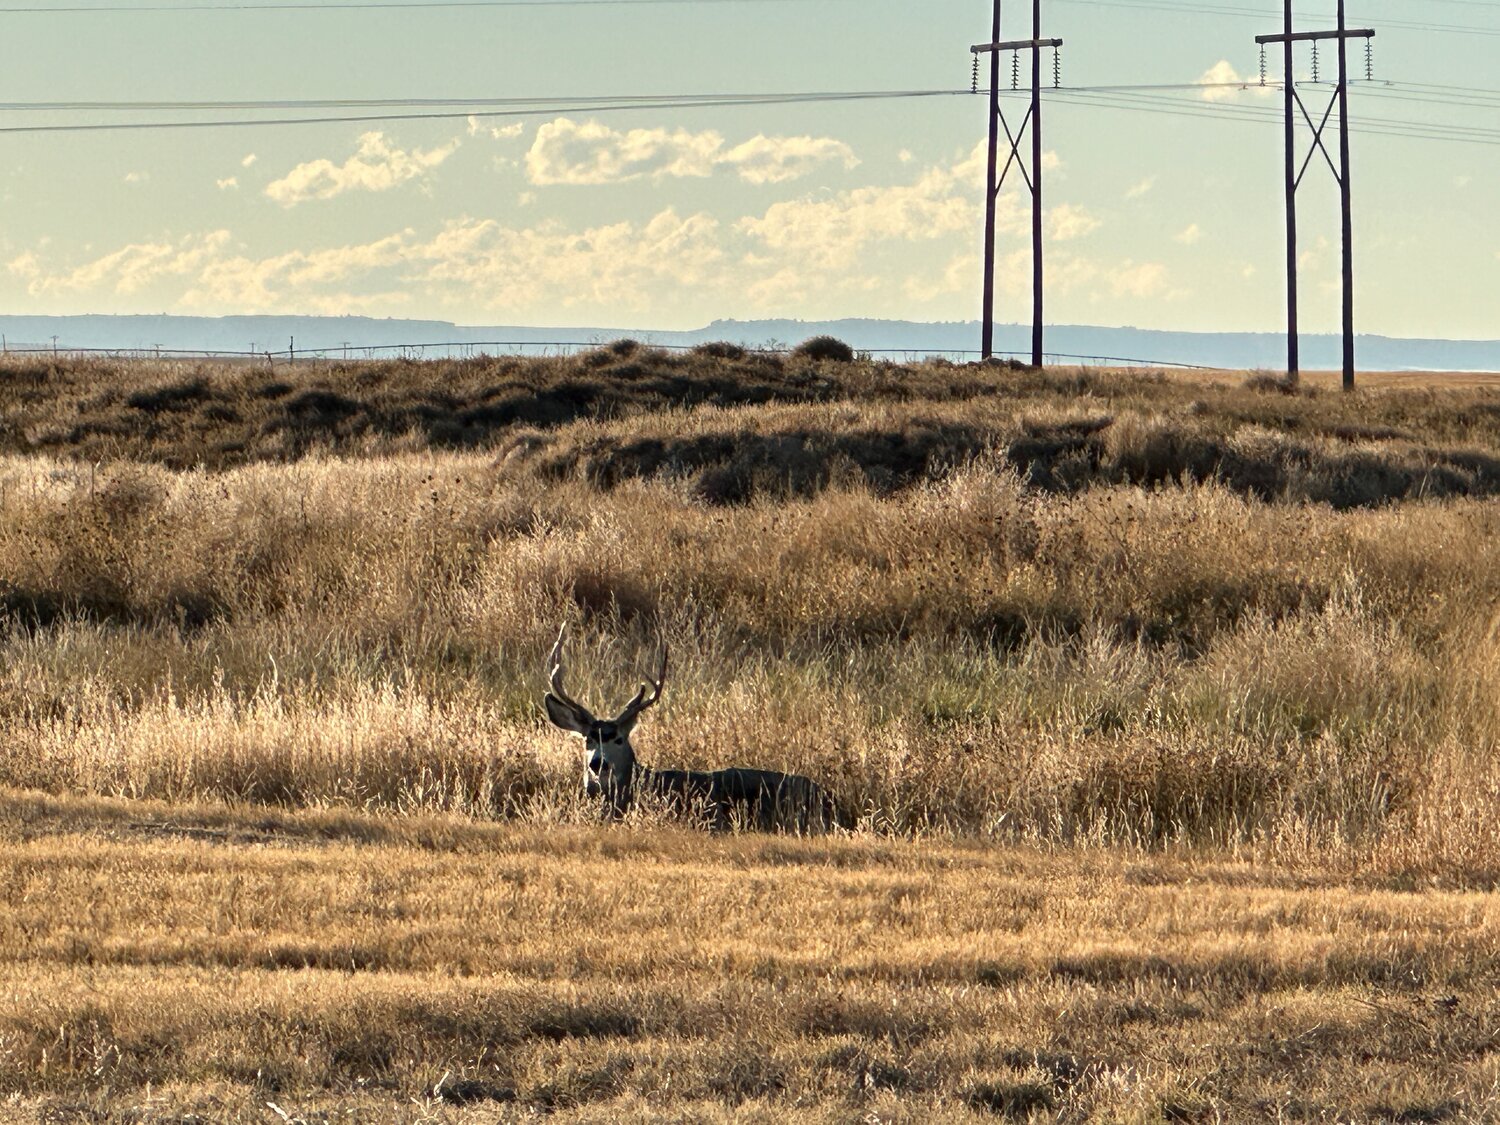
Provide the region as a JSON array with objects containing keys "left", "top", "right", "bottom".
[
  {"left": 792, "top": 336, "right": 856, "bottom": 364},
  {"left": 692, "top": 341, "right": 748, "bottom": 361},
  {"left": 577, "top": 339, "right": 643, "bottom": 369},
  {"left": 1243, "top": 371, "right": 1301, "bottom": 395}
]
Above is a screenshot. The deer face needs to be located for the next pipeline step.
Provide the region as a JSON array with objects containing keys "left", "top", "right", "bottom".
[
  {"left": 587, "top": 720, "right": 639, "bottom": 812},
  {"left": 546, "top": 702, "right": 636, "bottom": 805},
  {"left": 546, "top": 690, "right": 644, "bottom": 817},
  {"left": 544, "top": 626, "right": 666, "bottom": 818}
]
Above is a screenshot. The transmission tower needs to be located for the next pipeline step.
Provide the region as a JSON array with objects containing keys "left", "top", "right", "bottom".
[
  {"left": 1256, "top": 1, "right": 1374, "bottom": 390},
  {"left": 973, "top": 0, "right": 1062, "bottom": 365}
]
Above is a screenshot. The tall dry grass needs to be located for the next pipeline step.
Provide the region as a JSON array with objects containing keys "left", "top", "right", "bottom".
[{"left": 2, "top": 382, "right": 1500, "bottom": 864}]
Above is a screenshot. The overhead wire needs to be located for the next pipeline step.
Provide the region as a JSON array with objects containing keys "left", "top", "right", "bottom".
[
  {"left": 0, "top": 89, "right": 974, "bottom": 134},
  {"left": 0, "top": 82, "right": 1272, "bottom": 113},
  {"left": 0, "top": 0, "right": 833, "bottom": 11},
  {"left": 0, "top": 0, "right": 1496, "bottom": 37},
  {"left": 2, "top": 82, "right": 1497, "bottom": 149},
  {"left": 1053, "top": 0, "right": 1500, "bottom": 37},
  {"left": 1041, "top": 84, "right": 1500, "bottom": 147},
  {"left": 0, "top": 93, "right": 944, "bottom": 112},
  {"left": 0, "top": 5, "right": 1490, "bottom": 146}
]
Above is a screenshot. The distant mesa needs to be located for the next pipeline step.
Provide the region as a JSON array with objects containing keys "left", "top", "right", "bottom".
[{"left": 1, "top": 313, "right": 1498, "bottom": 372}]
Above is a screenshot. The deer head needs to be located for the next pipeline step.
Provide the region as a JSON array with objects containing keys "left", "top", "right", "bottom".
[{"left": 543, "top": 624, "right": 667, "bottom": 817}]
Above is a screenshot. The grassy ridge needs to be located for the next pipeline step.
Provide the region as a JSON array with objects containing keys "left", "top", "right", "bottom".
[
  {"left": 6, "top": 349, "right": 1500, "bottom": 503},
  {"left": 1, "top": 354, "right": 1500, "bottom": 860}
]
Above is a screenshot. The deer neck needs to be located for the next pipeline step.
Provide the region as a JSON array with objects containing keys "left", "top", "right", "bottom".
[{"left": 596, "top": 736, "right": 639, "bottom": 818}]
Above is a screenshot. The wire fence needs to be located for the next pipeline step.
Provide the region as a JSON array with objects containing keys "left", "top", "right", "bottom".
[{"left": 0, "top": 340, "right": 1224, "bottom": 370}]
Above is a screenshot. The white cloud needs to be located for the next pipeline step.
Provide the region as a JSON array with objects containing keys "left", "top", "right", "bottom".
[
  {"left": 526, "top": 119, "right": 721, "bottom": 185},
  {"left": 241, "top": 154, "right": 258, "bottom": 168},
  {"left": 525, "top": 118, "right": 855, "bottom": 186},
  {"left": 265, "top": 131, "right": 461, "bottom": 207},
  {"left": 1125, "top": 176, "right": 1156, "bottom": 199},
  {"left": 903, "top": 251, "right": 976, "bottom": 303},
  {"left": 124, "top": 171, "right": 149, "bottom": 185},
  {"left": 720, "top": 135, "right": 859, "bottom": 184},
  {"left": 468, "top": 116, "right": 526, "bottom": 141},
  {"left": 7, "top": 251, "right": 40, "bottom": 280},
  {"left": 1299, "top": 236, "right": 1330, "bottom": 272},
  {"left": 1174, "top": 223, "right": 1203, "bottom": 245},
  {"left": 1108, "top": 261, "right": 1170, "bottom": 298},
  {"left": 734, "top": 143, "right": 1082, "bottom": 273},
  {"left": 12, "top": 216, "right": 723, "bottom": 316},
  {"left": 7, "top": 147, "right": 1153, "bottom": 321},
  {"left": 1198, "top": 60, "right": 1247, "bottom": 101},
  {"left": 185, "top": 232, "right": 411, "bottom": 309},
  {"left": 216, "top": 177, "right": 239, "bottom": 191},
  {"left": 1198, "top": 60, "right": 1277, "bottom": 102},
  {"left": 17, "top": 231, "right": 232, "bottom": 297},
  {"left": 985, "top": 252, "right": 1174, "bottom": 305},
  {"left": 1048, "top": 203, "right": 1101, "bottom": 242},
  {"left": 407, "top": 209, "right": 725, "bottom": 311},
  {"left": 735, "top": 149, "right": 984, "bottom": 271}
]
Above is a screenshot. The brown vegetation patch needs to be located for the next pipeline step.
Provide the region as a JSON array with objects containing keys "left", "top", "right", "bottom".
[
  {"left": 3, "top": 799, "right": 1500, "bottom": 1119},
  {"left": 13, "top": 354, "right": 1500, "bottom": 512},
  {"left": 536, "top": 420, "right": 994, "bottom": 503},
  {"left": 0, "top": 352, "right": 1009, "bottom": 471}
]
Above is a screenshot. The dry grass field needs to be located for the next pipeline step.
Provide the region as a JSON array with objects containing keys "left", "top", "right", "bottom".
[
  {"left": 3, "top": 346, "right": 1500, "bottom": 1120},
  {"left": 4, "top": 790, "right": 1500, "bottom": 1123}
]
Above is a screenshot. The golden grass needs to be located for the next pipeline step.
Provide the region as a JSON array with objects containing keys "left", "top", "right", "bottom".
[
  {"left": 3, "top": 790, "right": 1500, "bottom": 1122},
  {"left": 4, "top": 355, "right": 1500, "bottom": 1116},
  {"left": 1, "top": 438, "right": 1499, "bottom": 859}
]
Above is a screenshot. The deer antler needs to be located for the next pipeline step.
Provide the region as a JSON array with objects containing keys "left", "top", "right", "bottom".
[
  {"left": 616, "top": 641, "right": 668, "bottom": 727},
  {"left": 546, "top": 623, "right": 592, "bottom": 718}
]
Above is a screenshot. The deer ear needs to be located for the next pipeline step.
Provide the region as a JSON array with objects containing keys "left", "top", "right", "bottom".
[{"left": 545, "top": 693, "right": 592, "bottom": 736}]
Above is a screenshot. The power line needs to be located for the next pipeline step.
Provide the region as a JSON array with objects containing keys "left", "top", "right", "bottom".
[
  {"left": 10, "top": 78, "right": 1500, "bottom": 117},
  {"left": 0, "top": 89, "right": 972, "bottom": 134},
  {"left": 1047, "top": 87, "right": 1500, "bottom": 146},
  {"left": 1055, "top": 0, "right": 1500, "bottom": 38},
  {"left": 5, "top": 0, "right": 1500, "bottom": 10},
  {"left": 1, "top": 82, "right": 1495, "bottom": 147},
  {"left": 9, "top": 0, "right": 1496, "bottom": 40},
  {"left": 0, "top": 81, "right": 1275, "bottom": 112},
  {"left": 0, "top": 0, "right": 828, "bottom": 11},
  {"left": 0, "top": 91, "right": 981, "bottom": 112}
]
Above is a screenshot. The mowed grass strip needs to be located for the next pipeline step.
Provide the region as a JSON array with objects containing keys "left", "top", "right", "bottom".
[{"left": 2, "top": 791, "right": 1499, "bottom": 1122}]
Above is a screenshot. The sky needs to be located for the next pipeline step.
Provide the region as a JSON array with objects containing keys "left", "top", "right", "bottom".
[{"left": 0, "top": 0, "right": 1497, "bottom": 339}]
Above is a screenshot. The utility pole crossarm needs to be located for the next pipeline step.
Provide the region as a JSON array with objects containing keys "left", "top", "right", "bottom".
[
  {"left": 1256, "top": 28, "right": 1373, "bottom": 44},
  {"left": 972, "top": 38, "right": 1063, "bottom": 53}
]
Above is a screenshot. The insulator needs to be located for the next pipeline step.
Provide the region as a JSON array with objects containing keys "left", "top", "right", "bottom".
[
  {"left": 1259, "top": 43, "right": 1267, "bottom": 86},
  {"left": 1053, "top": 46, "right": 1061, "bottom": 89},
  {"left": 1365, "top": 39, "right": 1374, "bottom": 82},
  {"left": 972, "top": 53, "right": 980, "bottom": 94},
  {"left": 1311, "top": 41, "right": 1320, "bottom": 83},
  {"left": 1011, "top": 51, "right": 1020, "bottom": 91}
]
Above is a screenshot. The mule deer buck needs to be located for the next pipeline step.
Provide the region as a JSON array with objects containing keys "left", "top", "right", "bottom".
[{"left": 543, "top": 625, "right": 842, "bottom": 833}]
